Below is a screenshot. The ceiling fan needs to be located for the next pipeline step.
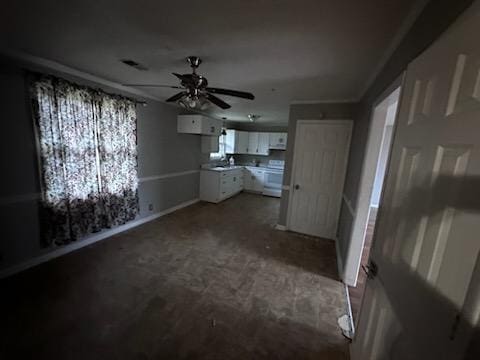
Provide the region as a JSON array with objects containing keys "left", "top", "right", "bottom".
[{"left": 123, "top": 56, "right": 255, "bottom": 110}]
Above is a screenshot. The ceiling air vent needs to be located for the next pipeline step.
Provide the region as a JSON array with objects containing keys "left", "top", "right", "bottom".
[{"left": 120, "top": 59, "right": 148, "bottom": 71}]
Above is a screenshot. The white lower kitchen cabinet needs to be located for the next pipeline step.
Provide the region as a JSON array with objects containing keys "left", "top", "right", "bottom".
[
  {"left": 244, "top": 167, "right": 265, "bottom": 192},
  {"left": 200, "top": 168, "right": 244, "bottom": 203}
]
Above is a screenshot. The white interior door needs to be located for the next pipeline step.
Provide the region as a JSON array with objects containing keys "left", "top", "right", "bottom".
[
  {"left": 288, "top": 120, "right": 352, "bottom": 239},
  {"left": 351, "top": 3, "right": 480, "bottom": 359}
]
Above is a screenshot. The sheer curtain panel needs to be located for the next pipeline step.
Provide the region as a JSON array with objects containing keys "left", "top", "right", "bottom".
[{"left": 30, "top": 75, "right": 139, "bottom": 246}]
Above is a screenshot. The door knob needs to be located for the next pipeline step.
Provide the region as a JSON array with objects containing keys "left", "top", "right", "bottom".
[{"left": 294, "top": 184, "right": 300, "bottom": 190}]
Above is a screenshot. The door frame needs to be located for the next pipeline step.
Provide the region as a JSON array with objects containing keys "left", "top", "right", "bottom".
[
  {"left": 343, "top": 76, "right": 405, "bottom": 287},
  {"left": 286, "top": 119, "right": 353, "bottom": 237}
]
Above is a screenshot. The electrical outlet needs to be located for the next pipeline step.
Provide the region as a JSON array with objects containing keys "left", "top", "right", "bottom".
[{"left": 148, "top": 203, "right": 154, "bottom": 211}]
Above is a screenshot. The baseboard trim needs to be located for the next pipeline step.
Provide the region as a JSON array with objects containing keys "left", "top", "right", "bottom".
[
  {"left": 0, "top": 198, "right": 200, "bottom": 279},
  {"left": 344, "top": 284, "right": 356, "bottom": 336},
  {"left": 275, "top": 224, "right": 287, "bottom": 231}
]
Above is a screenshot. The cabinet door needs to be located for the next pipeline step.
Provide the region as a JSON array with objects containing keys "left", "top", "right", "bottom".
[
  {"left": 219, "top": 175, "right": 232, "bottom": 199},
  {"left": 225, "top": 130, "right": 236, "bottom": 154},
  {"left": 269, "top": 133, "right": 280, "bottom": 147},
  {"left": 244, "top": 169, "right": 254, "bottom": 190},
  {"left": 258, "top": 133, "right": 270, "bottom": 155},
  {"left": 268, "top": 132, "right": 287, "bottom": 149},
  {"left": 202, "top": 118, "right": 222, "bottom": 135},
  {"left": 238, "top": 131, "right": 249, "bottom": 154},
  {"left": 231, "top": 173, "right": 240, "bottom": 193},
  {"left": 252, "top": 169, "right": 265, "bottom": 192},
  {"left": 248, "top": 132, "right": 259, "bottom": 154},
  {"left": 238, "top": 171, "right": 244, "bottom": 189}
]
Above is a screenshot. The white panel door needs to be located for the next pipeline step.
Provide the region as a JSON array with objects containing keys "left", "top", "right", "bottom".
[
  {"left": 288, "top": 120, "right": 352, "bottom": 239},
  {"left": 351, "top": 4, "right": 480, "bottom": 359}
]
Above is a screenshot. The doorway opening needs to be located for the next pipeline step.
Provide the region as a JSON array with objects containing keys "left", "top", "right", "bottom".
[{"left": 345, "top": 85, "right": 401, "bottom": 324}]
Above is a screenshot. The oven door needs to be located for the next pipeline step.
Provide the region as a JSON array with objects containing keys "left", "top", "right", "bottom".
[{"left": 263, "top": 170, "right": 283, "bottom": 197}]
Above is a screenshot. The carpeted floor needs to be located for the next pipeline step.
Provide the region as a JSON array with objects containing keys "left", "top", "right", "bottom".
[{"left": 0, "top": 193, "right": 349, "bottom": 359}]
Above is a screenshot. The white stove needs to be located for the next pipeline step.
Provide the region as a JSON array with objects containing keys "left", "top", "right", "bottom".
[{"left": 263, "top": 160, "right": 285, "bottom": 197}]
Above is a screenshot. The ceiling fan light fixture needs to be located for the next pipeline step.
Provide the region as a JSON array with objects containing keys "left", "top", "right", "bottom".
[
  {"left": 179, "top": 95, "right": 210, "bottom": 110},
  {"left": 248, "top": 114, "right": 260, "bottom": 122}
]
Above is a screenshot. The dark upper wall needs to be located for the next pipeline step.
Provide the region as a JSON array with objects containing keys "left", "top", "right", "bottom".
[
  {"left": 277, "top": 102, "right": 358, "bottom": 226},
  {"left": 0, "top": 54, "right": 202, "bottom": 271}
]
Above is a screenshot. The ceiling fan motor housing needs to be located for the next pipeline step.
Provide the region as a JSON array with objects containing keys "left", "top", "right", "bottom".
[{"left": 187, "top": 56, "right": 202, "bottom": 70}]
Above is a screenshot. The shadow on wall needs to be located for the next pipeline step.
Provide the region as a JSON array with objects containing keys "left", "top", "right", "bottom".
[{"left": 361, "top": 174, "right": 480, "bottom": 358}]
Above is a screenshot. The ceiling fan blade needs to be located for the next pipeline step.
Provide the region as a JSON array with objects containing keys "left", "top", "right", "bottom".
[
  {"left": 122, "top": 84, "right": 184, "bottom": 89},
  {"left": 206, "top": 87, "right": 255, "bottom": 100},
  {"left": 165, "top": 92, "right": 187, "bottom": 102},
  {"left": 205, "top": 93, "right": 231, "bottom": 109},
  {"left": 172, "top": 72, "right": 193, "bottom": 82}
]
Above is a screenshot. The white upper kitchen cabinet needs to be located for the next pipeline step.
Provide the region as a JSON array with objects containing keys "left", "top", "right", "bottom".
[
  {"left": 258, "top": 133, "right": 270, "bottom": 155},
  {"left": 247, "top": 132, "right": 259, "bottom": 154},
  {"left": 269, "top": 132, "right": 288, "bottom": 150},
  {"left": 177, "top": 115, "right": 222, "bottom": 135},
  {"left": 225, "top": 129, "right": 248, "bottom": 154},
  {"left": 247, "top": 132, "right": 269, "bottom": 156}
]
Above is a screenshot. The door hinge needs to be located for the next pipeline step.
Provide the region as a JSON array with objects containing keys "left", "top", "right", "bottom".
[{"left": 362, "top": 260, "right": 378, "bottom": 280}]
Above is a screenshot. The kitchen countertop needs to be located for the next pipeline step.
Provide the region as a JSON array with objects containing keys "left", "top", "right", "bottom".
[
  {"left": 202, "top": 164, "right": 283, "bottom": 172},
  {"left": 202, "top": 165, "right": 245, "bottom": 172}
]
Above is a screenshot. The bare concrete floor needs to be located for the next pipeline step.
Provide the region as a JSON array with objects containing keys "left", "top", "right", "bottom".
[{"left": 0, "top": 193, "right": 349, "bottom": 359}]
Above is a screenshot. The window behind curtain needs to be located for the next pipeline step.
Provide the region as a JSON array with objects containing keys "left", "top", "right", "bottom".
[{"left": 30, "top": 74, "right": 139, "bottom": 246}]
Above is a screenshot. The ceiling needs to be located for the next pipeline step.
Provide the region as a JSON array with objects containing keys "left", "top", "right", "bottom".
[{"left": 0, "top": 0, "right": 419, "bottom": 124}]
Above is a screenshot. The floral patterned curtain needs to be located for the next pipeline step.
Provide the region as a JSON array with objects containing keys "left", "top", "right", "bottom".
[{"left": 30, "top": 75, "right": 139, "bottom": 246}]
